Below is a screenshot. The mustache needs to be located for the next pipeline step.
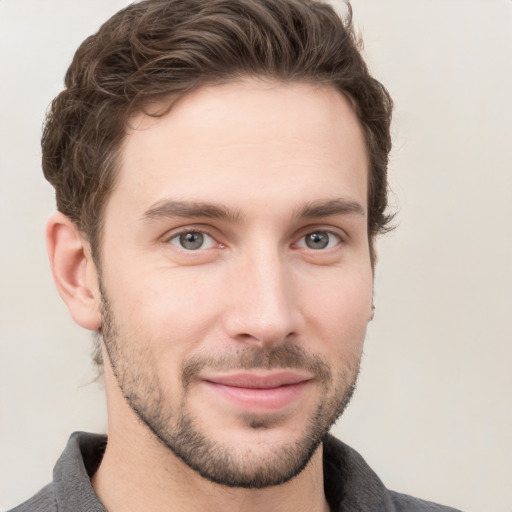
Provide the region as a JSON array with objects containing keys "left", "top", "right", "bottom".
[{"left": 181, "top": 344, "right": 332, "bottom": 390}]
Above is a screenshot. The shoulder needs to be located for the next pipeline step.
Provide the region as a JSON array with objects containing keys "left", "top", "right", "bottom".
[
  {"left": 323, "top": 435, "right": 464, "bottom": 512},
  {"left": 389, "top": 491, "right": 464, "bottom": 512},
  {"left": 5, "top": 483, "right": 56, "bottom": 512},
  {"left": 5, "top": 432, "right": 107, "bottom": 512}
]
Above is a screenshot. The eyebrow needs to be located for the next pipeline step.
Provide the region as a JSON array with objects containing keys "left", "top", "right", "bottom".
[
  {"left": 141, "top": 197, "right": 365, "bottom": 224},
  {"left": 294, "top": 198, "right": 365, "bottom": 219},
  {"left": 141, "top": 200, "right": 243, "bottom": 223}
]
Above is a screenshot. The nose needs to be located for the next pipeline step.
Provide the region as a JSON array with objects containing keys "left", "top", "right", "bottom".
[{"left": 223, "top": 247, "right": 304, "bottom": 348}]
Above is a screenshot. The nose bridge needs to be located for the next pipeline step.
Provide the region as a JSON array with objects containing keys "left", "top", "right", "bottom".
[{"left": 225, "top": 241, "right": 301, "bottom": 346}]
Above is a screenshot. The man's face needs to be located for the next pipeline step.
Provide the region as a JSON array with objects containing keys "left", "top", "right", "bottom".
[{"left": 98, "top": 79, "right": 373, "bottom": 488}]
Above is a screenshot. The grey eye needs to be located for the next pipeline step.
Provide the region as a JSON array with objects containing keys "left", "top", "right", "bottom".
[
  {"left": 180, "top": 232, "right": 204, "bottom": 250},
  {"left": 297, "top": 231, "right": 340, "bottom": 250},
  {"left": 170, "top": 231, "right": 215, "bottom": 250},
  {"left": 305, "top": 232, "right": 329, "bottom": 249}
]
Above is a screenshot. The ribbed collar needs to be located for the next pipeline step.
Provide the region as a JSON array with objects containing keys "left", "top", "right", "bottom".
[{"left": 53, "top": 432, "right": 107, "bottom": 512}]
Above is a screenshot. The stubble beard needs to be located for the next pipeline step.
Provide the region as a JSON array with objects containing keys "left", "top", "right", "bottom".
[{"left": 100, "top": 292, "right": 362, "bottom": 489}]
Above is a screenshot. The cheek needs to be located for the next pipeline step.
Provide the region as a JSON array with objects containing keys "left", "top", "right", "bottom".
[
  {"left": 109, "top": 270, "right": 223, "bottom": 356},
  {"left": 300, "top": 269, "right": 372, "bottom": 349}
]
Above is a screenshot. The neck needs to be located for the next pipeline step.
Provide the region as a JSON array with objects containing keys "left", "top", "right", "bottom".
[{"left": 91, "top": 426, "right": 330, "bottom": 512}]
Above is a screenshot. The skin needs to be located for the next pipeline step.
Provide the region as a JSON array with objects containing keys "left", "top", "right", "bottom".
[{"left": 47, "top": 79, "right": 374, "bottom": 512}]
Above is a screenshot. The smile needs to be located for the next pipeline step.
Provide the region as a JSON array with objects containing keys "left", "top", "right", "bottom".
[{"left": 201, "top": 371, "right": 313, "bottom": 412}]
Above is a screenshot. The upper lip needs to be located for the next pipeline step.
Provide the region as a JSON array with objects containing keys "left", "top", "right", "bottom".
[{"left": 202, "top": 371, "right": 312, "bottom": 389}]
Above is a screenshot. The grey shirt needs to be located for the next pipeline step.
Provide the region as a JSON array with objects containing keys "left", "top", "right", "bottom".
[{"left": 8, "top": 432, "right": 463, "bottom": 511}]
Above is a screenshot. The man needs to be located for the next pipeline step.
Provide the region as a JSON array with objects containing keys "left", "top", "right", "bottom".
[{"left": 9, "top": 0, "right": 463, "bottom": 511}]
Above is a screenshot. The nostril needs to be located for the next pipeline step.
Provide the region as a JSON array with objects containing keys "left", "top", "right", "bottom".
[{"left": 233, "top": 329, "right": 297, "bottom": 347}]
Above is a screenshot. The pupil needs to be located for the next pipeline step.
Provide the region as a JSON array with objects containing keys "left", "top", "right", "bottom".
[
  {"left": 180, "top": 232, "right": 204, "bottom": 250},
  {"left": 306, "top": 232, "right": 328, "bottom": 249}
]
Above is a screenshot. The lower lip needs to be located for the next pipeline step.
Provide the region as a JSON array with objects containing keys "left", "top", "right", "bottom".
[{"left": 203, "top": 381, "right": 309, "bottom": 411}]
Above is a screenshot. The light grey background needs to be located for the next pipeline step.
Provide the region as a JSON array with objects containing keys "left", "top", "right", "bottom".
[{"left": 1, "top": 1, "right": 511, "bottom": 510}]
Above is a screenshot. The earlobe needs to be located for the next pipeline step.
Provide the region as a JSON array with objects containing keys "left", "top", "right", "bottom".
[{"left": 46, "top": 212, "right": 101, "bottom": 331}]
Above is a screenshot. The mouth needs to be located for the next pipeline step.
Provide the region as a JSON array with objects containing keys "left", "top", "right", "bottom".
[{"left": 201, "top": 371, "right": 313, "bottom": 412}]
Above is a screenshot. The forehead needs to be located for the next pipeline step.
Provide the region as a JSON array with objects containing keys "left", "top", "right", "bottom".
[{"left": 111, "top": 79, "right": 368, "bottom": 216}]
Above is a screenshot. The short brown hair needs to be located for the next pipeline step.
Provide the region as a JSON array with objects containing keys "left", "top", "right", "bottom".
[{"left": 42, "top": 0, "right": 393, "bottom": 261}]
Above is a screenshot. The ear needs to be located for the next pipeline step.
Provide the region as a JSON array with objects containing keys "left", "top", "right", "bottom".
[{"left": 46, "top": 212, "right": 101, "bottom": 331}]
